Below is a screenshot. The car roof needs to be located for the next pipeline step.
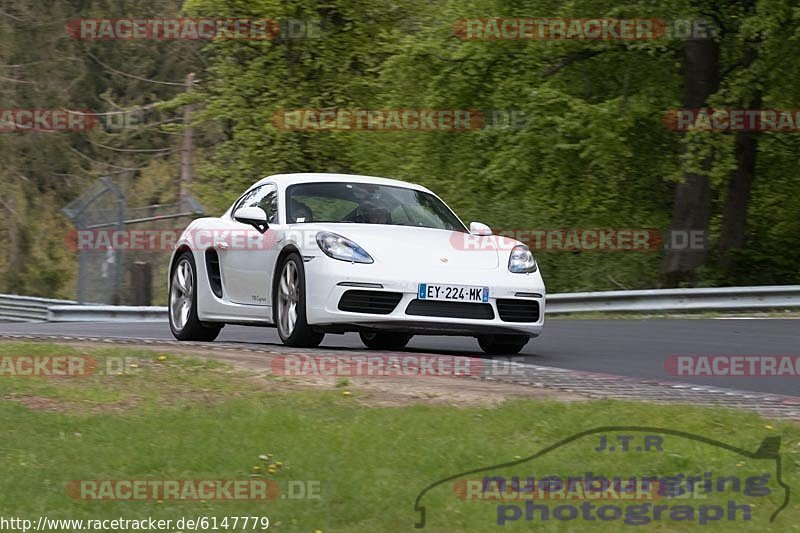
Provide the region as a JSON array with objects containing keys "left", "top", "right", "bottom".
[{"left": 252, "top": 173, "right": 433, "bottom": 194}]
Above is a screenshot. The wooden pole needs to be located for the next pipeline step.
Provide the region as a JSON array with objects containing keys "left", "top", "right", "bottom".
[{"left": 180, "top": 72, "right": 196, "bottom": 206}]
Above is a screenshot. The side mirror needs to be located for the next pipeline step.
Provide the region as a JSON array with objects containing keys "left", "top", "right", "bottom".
[
  {"left": 469, "top": 221, "right": 492, "bottom": 236},
  {"left": 234, "top": 206, "right": 269, "bottom": 234}
]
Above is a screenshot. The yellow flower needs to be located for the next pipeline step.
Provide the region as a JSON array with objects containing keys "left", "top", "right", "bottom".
[
  {"left": 764, "top": 425, "right": 774, "bottom": 430},
  {"left": 343, "top": 391, "right": 351, "bottom": 397},
  {"left": 157, "top": 355, "right": 167, "bottom": 361}
]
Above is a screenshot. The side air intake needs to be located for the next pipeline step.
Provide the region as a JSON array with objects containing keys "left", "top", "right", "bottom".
[{"left": 205, "top": 249, "right": 223, "bottom": 298}]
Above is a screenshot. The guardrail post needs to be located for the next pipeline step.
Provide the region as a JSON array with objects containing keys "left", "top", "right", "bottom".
[{"left": 130, "top": 261, "right": 153, "bottom": 306}]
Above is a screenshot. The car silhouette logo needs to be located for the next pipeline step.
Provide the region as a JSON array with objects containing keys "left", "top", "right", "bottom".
[{"left": 413, "top": 426, "right": 790, "bottom": 528}]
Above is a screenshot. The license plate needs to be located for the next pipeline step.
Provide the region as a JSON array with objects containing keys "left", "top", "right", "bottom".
[{"left": 418, "top": 283, "right": 489, "bottom": 303}]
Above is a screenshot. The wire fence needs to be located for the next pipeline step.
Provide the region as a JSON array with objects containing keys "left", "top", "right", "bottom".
[{"left": 62, "top": 176, "right": 204, "bottom": 305}]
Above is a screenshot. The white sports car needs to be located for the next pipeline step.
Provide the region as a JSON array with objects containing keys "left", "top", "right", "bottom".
[{"left": 168, "top": 173, "right": 545, "bottom": 354}]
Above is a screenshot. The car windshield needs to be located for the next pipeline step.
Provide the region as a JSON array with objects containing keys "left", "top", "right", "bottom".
[{"left": 285, "top": 182, "right": 468, "bottom": 232}]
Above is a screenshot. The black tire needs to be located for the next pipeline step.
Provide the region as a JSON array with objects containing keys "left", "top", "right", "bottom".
[
  {"left": 274, "top": 252, "right": 325, "bottom": 348},
  {"left": 169, "top": 252, "right": 222, "bottom": 342},
  {"left": 359, "top": 332, "right": 413, "bottom": 350},
  {"left": 477, "top": 334, "right": 529, "bottom": 355}
]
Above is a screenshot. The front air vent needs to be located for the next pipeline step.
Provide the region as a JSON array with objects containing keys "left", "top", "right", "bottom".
[
  {"left": 405, "top": 300, "right": 494, "bottom": 320},
  {"left": 338, "top": 290, "right": 402, "bottom": 314},
  {"left": 496, "top": 299, "right": 540, "bottom": 322},
  {"left": 205, "top": 249, "right": 223, "bottom": 298}
]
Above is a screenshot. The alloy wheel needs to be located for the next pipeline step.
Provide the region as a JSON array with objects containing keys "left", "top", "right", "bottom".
[
  {"left": 277, "top": 260, "right": 299, "bottom": 338},
  {"left": 170, "top": 259, "right": 193, "bottom": 331}
]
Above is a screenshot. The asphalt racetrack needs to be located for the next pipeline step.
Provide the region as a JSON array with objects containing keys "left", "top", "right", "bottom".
[{"left": 0, "top": 318, "right": 796, "bottom": 396}]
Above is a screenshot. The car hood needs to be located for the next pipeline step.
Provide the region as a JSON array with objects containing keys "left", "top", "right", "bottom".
[{"left": 305, "top": 224, "right": 501, "bottom": 270}]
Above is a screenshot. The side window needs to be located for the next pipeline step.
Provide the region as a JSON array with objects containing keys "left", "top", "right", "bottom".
[
  {"left": 390, "top": 205, "right": 411, "bottom": 225},
  {"left": 234, "top": 184, "right": 279, "bottom": 223}
]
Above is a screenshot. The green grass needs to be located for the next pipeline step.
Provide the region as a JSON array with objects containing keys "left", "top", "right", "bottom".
[{"left": 0, "top": 342, "right": 798, "bottom": 532}]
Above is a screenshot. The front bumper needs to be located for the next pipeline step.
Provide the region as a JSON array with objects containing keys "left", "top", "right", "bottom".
[{"left": 303, "top": 256, "right": 545, "bottom": 337}]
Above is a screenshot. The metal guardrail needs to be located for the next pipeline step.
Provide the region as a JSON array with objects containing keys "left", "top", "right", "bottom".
[
  {"left": 547, "top": 285, "right": 800, "bottom": 314},
  {"left": 0, "top": 294, "right": 78, "bottom": 322},
  {"left": 2, "top": 285, "right": 800, "bottom": 322},
  {"left": 47, "top": 305, "right": 167, "bottom": 322}
]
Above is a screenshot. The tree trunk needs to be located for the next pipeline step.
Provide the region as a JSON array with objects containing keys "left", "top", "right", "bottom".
[
  {"left": 662, "top": 36, "right": 720, "bottom": 287},
  {"left": 719, "top": 24, "right": 761, "bottom": 277},
  {"left": 718, "top": 102, "right": 759, "bottom": 275}
]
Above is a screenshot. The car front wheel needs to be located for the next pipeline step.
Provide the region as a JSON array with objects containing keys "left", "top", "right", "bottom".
[
  {"left": 275, "top": 253, "right": 325, "bottom": 348},
  {"left": 477, "top": 334, "right": 529, "bottom": 355}
]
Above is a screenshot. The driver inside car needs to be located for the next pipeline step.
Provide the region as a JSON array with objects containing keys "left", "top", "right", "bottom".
[
  {"left": 365, "top": 207, "right": 391, "bottom": 224},
  {"left": 290, "top": 200, "right": 313, "bottom": 223}
]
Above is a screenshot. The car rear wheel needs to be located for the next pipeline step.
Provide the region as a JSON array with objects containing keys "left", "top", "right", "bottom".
[
  {"left": 477, "top": 334, "right": 528, "bottom": 355},
  {"left": 169, "top": 252, "right": 222, "bottom": 342},
  {"left": 275, "top": 253, "right": 325, "bottom": 348},
  {"left": 359, "top": 332, "right": 413, "bottom": 350}
]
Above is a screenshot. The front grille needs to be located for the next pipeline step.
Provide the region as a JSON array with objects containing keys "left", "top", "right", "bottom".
[
  {"left": 496, "top": 298, "right": 540, "bottom": 322},
  {"left": 338, "top": 290, "right": 402, "bottom": 314},
  {"left": 405, "top": 299, "right": 494, "bottom": 320}
]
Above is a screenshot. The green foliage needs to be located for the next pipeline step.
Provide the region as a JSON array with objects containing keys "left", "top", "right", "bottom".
[{"left": 1, "top": 0, "right": 799, "bottom": 295}]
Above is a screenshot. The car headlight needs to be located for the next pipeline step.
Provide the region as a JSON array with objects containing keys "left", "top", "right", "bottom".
[
  {"left": 316, "top": 231, "right": 374, "bottom": 264},
  {"left": 508, "top": 245, "right": 537, "bottom": 273}
]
